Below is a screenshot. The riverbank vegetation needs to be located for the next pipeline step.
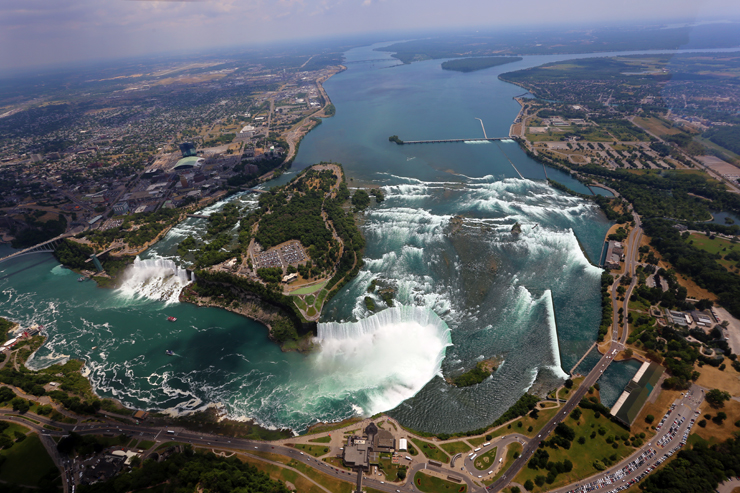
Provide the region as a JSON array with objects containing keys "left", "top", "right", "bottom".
[
  {"left": 78, "top": 446, "right": 292, "bottom": 493},
  {"left": 441, "top": 56, "right": 522, "bottom": 73}
]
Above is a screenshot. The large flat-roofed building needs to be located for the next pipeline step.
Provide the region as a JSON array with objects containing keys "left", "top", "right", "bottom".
[
  {"left": 179, "top": 142, "right": 197, "bottom": 158},
  {"left": 610, "top": 361, "right": 665, "bottom": 427},
  {"left": 342, "top": 423, "right": 385, "bottom": 471},
  {"left": 604, "top": 241, "right": 624, "bottom": 270}
]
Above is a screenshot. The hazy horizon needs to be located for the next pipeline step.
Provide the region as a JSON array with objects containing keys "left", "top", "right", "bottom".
[{"left": 2, "top": 0, "right": 740, "bottom": 72}]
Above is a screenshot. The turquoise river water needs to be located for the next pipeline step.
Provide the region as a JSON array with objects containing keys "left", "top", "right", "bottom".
[{"left": 4, "top": 42, "right": 716, "bottom": 434}]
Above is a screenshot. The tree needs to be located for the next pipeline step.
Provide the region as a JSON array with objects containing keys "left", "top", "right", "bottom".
[
  {"left": 524, "top": 480, "right": 534, "bottom": 491},
  {"left": 706, "top": 389, "right": 731, "bottom": 408},
  {"left": 645, "top": 414, "right": 655, "bottom": 424},
  {"left": 511, "top": 487, "right": 521, "bottom": 493},
  {"left": 564, "top": 378, "right": 574, "bottom": 389},
  {"left": 11, "top": 397, "right": 29, "bottom": 413},
  {"left": 397, "top": 469, "right": 406, "bottom": 480}
]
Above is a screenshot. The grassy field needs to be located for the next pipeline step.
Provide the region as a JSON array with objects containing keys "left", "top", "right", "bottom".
[
  {"left": 695, "top": 363, "right": 740, "bottom": 396},
  {"left": 288, "top": 459, "right": 356, "bottom": 493},
  {"left": 410, "top": 437, "right": 450, "bottom": 463},
  {"left": 379, "top": 454, "right": 406, "bottom": 482},
  {"left": 687, "top": 233, "right": 740, "bottom": 273},
  {"left": 0, "top": 434, "right": 58, "bottom": 487},
  {"left": 138, "top": 440, "right": 156, "bottom": 449},
  {"left": 241, "top": 453, "right": 339, "bottom": 493},
  {"left": 295, "top": 443, "right": 330, "bottom": 457},
  {"left": 440, "top": 440, "right": 472, "bottom": 456},
  {"left": 474, "top": 447, "right": 497, "bottom": 471},
  {"left": 514, "top": 409, "right": 637, "bottom": 492},
  {"left": 468, "top": 436, "right": 487, "bottom": 447},
  {"left": 292, "top": 281, "right": 328, "bottom": 295},
  {"left": 632, "top": 117, "right": 683, "bottom": 137},
  {"left": 688, "top": 398, "right": 740, "bottom": 443},
  {"left": 413, "top": 471, "right": 467, "bottom": 493},
  {"left": 308, "top": 435, "right": 332, "bottom": 443}
]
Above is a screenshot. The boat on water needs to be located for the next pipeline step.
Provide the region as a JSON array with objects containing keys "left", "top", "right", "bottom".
[
  {"left": 78, "top": 277, "right": 85, "bottom": 282},
  {"left": 167, "top": 316, "right": 176, "bottom": 322},
  {"left": 92, "top": 346, "right": 97, "bottom": 350},
  {"left": 165, "top": 350, "right": 174, "bottom": 356}
]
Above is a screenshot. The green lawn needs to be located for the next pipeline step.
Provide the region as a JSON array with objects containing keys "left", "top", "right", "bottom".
[
  {"left": 474, "top": 447, "right": 497, "bottom": 471},
  {"left": 308, "top": 435, "right": 332, "bottom": 443},
  {"left": 414, "top": 471, "right": 467, "bottom": 493},
  {"left": 0, "top": 434, "right": 58, "bottom": 487},
  {"left": 138, "top": 440, "right": 156, "bottom": 449},
  {"left": 305, "top": 295, "right": 316, "bottom": 305},
  {"left": 293, "top": 297, "right": 308, "bottom": 311},
  {"left": 410, "top": 437, "right": 450, "bottom": 463},
  {"left": 440, "top": 440, "right": 472, "bottom": 456},
  {"left": 468, "top": 436, "right": 487, "bottom": 447},
  {"left": 307, "top": 307, "right": 317, "bottom": 317},
  {"left": 2, "top": 422, "right": 31, "bottom": 437},
  {"left": 295, "top": 443, "right": 330, "bottom": 457},
  {"left": 288, "top": 459, "right": 355, "bottom": 493},
  {"left": 292, "top": 282, "right": 328, "bottom": 296},
  {"left": 379, "top": 455, "right": 406, "bottom": 482},
  {"left": 514, "top": 409, "right": 637, "bottom": 492},
  {"left": 687, "top": 233, "right": 739, "bottom": 273}
]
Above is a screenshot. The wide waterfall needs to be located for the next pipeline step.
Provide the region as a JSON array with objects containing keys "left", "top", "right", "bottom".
[
  {"left": 316, "top": 305, "right": 452, "bottom": 416},
  {"left": 116, "top": 257, "right": 190, "bottom": 304}
]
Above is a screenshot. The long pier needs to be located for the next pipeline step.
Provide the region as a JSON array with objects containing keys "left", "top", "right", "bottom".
[{"left": 401, "top": 137, "right": 509, "bottom": 144}]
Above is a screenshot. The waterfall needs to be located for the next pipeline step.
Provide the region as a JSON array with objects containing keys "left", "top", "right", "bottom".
[
  {"left": 116, "top": 257, "right": 191, "bottom": 304},
  {"left": 543, "top": 289, "right": 569, "bottom": 380},
  {"left": 315, "top": 305, "right": 452, "bottom": 416}
]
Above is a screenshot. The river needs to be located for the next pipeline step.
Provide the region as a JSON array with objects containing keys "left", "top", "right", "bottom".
[{"left": 6, "top": 42, "right": 722, "bottom": 433}]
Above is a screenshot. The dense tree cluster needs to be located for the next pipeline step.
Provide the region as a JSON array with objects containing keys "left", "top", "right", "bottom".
[
  {"left": 440, "top": 56, "right": 522, "bottom": 73},
  {"left": 705, "top": 125, "right": 740, "bottom": 155},
  {"left": 78, "top": 448, "right": 291, "bottom": 493},
  {"left": 643, "top": 218, "right": 740, "bottom": 318},
  {"left": 452, "top": 361, "right": 494, "bottom": 387},
  {"left": 640, "top": 438, "right": 740, "bottom": 492}
]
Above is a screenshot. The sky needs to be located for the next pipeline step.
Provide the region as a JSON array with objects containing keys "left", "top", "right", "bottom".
[{"left": 1, "top": 0, "right": 739, "bottom": 71}]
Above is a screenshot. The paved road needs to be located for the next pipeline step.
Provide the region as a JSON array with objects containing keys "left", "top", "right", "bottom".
[
  {"left": 549, "top": 386, "right": 703, "bottom": 493},
  {"left": 485, "top": 340, "right": 623, "bottom": 492}
]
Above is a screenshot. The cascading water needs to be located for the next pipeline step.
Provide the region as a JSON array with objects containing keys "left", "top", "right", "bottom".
[
  {"left": 316, "top": 305, "right": 452, "bottom": 416},
  {"left": 116, "top": 257, "right": 190, "bottom": 303}
]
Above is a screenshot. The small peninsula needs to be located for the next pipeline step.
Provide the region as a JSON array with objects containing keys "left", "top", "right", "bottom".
[{"left": 441, "top": 56, "right": 523, "bottom": 73}]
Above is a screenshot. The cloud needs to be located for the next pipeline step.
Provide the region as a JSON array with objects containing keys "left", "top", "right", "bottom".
[{"left": 0, "top": 0, "right": 738, "bottom": 70}]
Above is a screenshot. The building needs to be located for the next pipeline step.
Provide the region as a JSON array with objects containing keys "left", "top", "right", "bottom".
[
  {"left": 604, "top": 241, "right": 624, "bottom": 270},
  {"left": 610, "top": 361, "right": 665, "bottom": 427},
  {"left": 667, "top": 309, "right": 689, "bottom": 327},
  {"left": 179, "top": 142, "right": 197, "bottom": 158},
  {"left": 373, "top": 429, "right": 395, "bottom": 451},
  {"left": 113, "top": 202, "right": 129, "bottom": 215},
  {"left": 172, "top": 156, "right": 205, "bottom": 172},
  {"left": 282, "top": 272, "right": 298, "bottom": 283},
  {"left": 342, "top": 422, "right": 387, "bottom": 471}
]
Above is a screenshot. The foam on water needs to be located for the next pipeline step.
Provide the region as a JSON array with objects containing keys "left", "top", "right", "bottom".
[
  {"left": 116, "top": 257, "right": 190, "bottom": 304},
  {"left": 317, "top": 305, "right": 452, "bottom": 416}
]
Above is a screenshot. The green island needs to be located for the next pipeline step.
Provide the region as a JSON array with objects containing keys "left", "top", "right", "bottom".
[
  {"left": 389, "top": 135, "right": 404, "bottom": 145},
  {"left": 180, "top": 163, "right": 366, "bottom": 351},
  {"left": 441, "top": 56, "right": 522, "bottom": 73},
  {"left": 450, "top": 360, "right": 497, "bottom": 387}
]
